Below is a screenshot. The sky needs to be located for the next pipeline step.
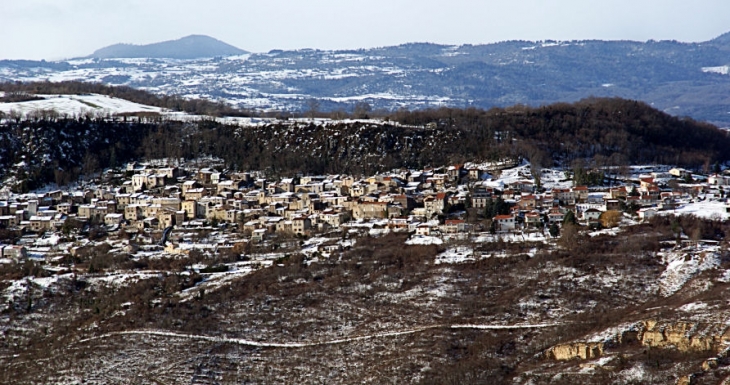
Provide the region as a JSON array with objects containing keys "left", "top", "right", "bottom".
[{"left": 2, "top": 0, "right": 730, "bottom": 60}]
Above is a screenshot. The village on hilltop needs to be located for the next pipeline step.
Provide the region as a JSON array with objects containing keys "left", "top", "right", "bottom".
[{"left": 1, "top": 158, "right": 729, "bottom": 265}]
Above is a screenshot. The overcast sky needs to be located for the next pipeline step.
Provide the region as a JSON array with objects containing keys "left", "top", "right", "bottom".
[{"left": 2, "top": 0, "right": 730, "bottom": 60}]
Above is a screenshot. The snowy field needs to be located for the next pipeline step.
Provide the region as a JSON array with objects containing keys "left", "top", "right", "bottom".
[
  {"left": 664, "top": 199, "right": 730, "bottom": 221},
  {"left": 0, "top": 93, "right": 434, "bottom": 129},
  {"left": 0, "top": 94, "right": 164, "bottom": 117}
]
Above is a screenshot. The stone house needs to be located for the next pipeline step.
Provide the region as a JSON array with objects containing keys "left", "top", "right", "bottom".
[
  {"left": 442, "top": 219, "right": 468, "bottom": 233},
  {"left": 292, "top": 216, "right": 312, "bottom": 235},
  {"left": 424, "top": 193, "right": 447, "bottom": 216},
  {"left": 104, "top": 213, "right": 124, "bottom": 226},
  {"left": 518, "top": 195, "right": 537, "bottom": 210},
  {"left": 572, "top": 186, "right": 589, "bottom": 202},
  {"left": 353, "top": 201, "right": 389, "bottom": 220},
  {"left": 524, "top": 211, "right": 542, "bottom": 227},
  {"left": 29, "top": 216, "right": 53, "bottom": 232}
]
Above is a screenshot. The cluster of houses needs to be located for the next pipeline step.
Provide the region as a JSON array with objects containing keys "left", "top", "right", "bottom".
[
  {"left": 1, "top": 161, "right": 729, "bottom": 260},
  {"left": 481, "top": 167, "right": 730, "bottom": 231}
]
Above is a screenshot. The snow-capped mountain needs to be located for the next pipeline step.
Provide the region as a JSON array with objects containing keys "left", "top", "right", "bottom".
[{"left": 2, "top": 34, "right": 730, "bottom": 124}]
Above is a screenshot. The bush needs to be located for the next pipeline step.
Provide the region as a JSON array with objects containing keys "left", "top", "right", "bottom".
[{"left": 200, "top": 264, "right": 229, "bottom": 273}]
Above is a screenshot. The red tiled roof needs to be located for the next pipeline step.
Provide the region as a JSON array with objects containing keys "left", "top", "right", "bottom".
[{"left": 445, "top": 219, "right": 464, "bottom": 225}]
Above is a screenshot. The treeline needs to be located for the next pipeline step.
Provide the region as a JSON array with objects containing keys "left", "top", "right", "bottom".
[
  {"left": 0, "top": 81, "right": 255, "bottom": 117},
  {"left": 138, "top": 98, "right": 730, "bottom": 178},
  {"left": 2, "top": 97, "right": 729, "bottom": 191},
  {"left": 0, "top": 118, "right": 163, "bottom": 191},
  {"left": 0, "top": 92, "right": 44, "bottom": 103},
  {"left": 389, "top": 97, "right": 730, "bottom": 168},
  {"left": 0, "top": 81, "right": 382, "bottom": 120}
]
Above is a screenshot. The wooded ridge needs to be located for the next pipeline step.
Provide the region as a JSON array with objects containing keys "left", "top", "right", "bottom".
[{"left": 1, "top": 94, "right": 727, "bottom": 191}]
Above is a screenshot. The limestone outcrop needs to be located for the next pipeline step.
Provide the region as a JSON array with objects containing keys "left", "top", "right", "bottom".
[
  {"left": 546, "top": 342, "right": 604, "bottom": 360},
  {"left": 641, "top": 320, "right": 730, "bottom": 353},
  {"left": 676, "top": 374, "right": 694, "bottom": 385},
  {"left": 547, "top": 320, "right": 730, "bottom": 361}
]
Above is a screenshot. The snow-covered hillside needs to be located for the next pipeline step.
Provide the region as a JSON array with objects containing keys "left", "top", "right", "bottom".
[
  {"left": 3, "top": 36, "right": 730, "bottom": 125},
  {"left": 0, "top": 54, "right": 452, "bottom": 112},
  {"left": 0, "top": 93, "right": 402, "bottom": 128},
  {"left": 0, "top": 93, "right": 165, "bottom": 117}
]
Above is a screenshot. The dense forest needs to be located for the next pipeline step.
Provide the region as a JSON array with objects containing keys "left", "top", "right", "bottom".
[
  {"left": 390, "top": 98, "right": 730, "bottom": 168},
  {"left": 0, "top": 118, "right": 163, "bottom": 191},
  {"left": 192, "top": 97, "right": 730, "bottom": 176},
  {"left": 1, "top": 93, "right": 729, "bottom": 191}
]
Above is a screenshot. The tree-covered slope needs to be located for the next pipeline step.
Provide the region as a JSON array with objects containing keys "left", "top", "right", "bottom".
[{"left": 1, "top": 97, "right": 727, "bottom": 191}]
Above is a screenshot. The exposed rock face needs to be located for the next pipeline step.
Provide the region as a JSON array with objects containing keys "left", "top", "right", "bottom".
[
  {"left": 676, "top": 374, "right": 695, "bottom": 385},
  {"left": 546, "top": 327, "right": 640, "bottom": 361},
  {"left": 618, "top": 330, "right": 639, "bottom": 345},
  {"left": 641, "top": 320, "right": 730, "bottom": 353},
  {"left": 547, "top": 320, "right": 730, "bottom": 361},
  {"left": 702, "top": 357, "right": 719, "bottom": 371},
  {"left": 546, "top": 342, "right": 604, "bottom": 360}
]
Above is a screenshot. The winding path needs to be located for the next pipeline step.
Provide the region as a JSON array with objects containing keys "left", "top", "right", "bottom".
[{"left": 77, "top": 323, "right": 560, "bottom": 348}]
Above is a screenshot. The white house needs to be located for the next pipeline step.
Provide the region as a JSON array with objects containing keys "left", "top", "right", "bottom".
[
  {"left": 494, "top": 214, "right": 516, "bottom": 232},
  {"left": 638, "top": 208, "right": 658, "bottom": 221},
  {"left": 582, "top": 208, "right": 602, "bottom": 222}
]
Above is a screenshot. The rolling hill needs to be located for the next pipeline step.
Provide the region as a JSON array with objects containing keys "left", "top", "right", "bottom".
[
  {"left": 87, "top": 35, "right": 247, "bottom": 59},
  {"left": 1, "top": 33, "right": 730, "bottom": 125}
]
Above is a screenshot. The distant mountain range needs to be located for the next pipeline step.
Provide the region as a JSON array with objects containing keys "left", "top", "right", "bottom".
[
  {"left": 1, "top": 34, "right": 730, "bottom": 125},
  {"left": 87, "top": 35, "right": 247, "bottom": 59}
]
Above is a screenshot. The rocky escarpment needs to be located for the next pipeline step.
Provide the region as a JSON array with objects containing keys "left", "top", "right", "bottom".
[
  {"left": 545, "top": 320, "right": 730, "bottom": 384},
  {"left": 547, "top": 320, "right": 730, "bottom": 361},
  {"left": 641, "top": 320, "right": 730, "bottom": 353},
  {"left": 545, "top": 342, "right": 605, "bottom": 360}
]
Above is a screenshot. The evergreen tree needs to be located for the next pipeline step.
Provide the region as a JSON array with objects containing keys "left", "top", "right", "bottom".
[
  {"left": 562, "top": 210, "right": 576, "bottom": 225},
  {"left": 549, "top": 222, "right": 560, "bottom": 237}
]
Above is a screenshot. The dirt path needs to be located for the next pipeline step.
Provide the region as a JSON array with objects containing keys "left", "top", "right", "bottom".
[{"left": 77, "top": 323, "right": 560, "bottom": 348}]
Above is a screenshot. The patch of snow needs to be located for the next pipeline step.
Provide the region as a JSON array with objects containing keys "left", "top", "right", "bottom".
[
  {"left": 177, "top": 262, "right": 263, "bottom": 302},
  {"left": 473, "top": 231, "right": 548, "bottom": 243},
  {"left": 702, "top": 65, "right": 730, "bottom": 75},
  {"left": 0, "top": 94, "right": 166, "bottom": 117},
  {"left": 616, "top": 365, "right": 647, "bottom": 383},
  {"left": 87, "top": 272, "right": 162, "bottom": 288},
  {"left": 661, "top": 200, "right": 729, "bottom": 221},
  {"left": 595, "top": 356, "right": 616, "bottom": 366},
  {"left": 406, "top": 235, "right": 443, "bottom": 245},
  {"left": 678, "top": 302, "right": 708, "bottom": 312},
  {"left": 658, "top": 246, "right": 720, "bottom": 296},
  {"left": 586, "top": 322, "right": 639, "bottom": 343},
  {"left": 35, "top": 233, "right": 61, "bottom": 246},
  {"left": 588, "top": 228, "right": 621, "bottom": 237},
  {"left": 435, "top": 246, "right": 474, "bottom": 264},
  {"left": 719, "top": 269, "right": 730, "bottom": 283}
]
